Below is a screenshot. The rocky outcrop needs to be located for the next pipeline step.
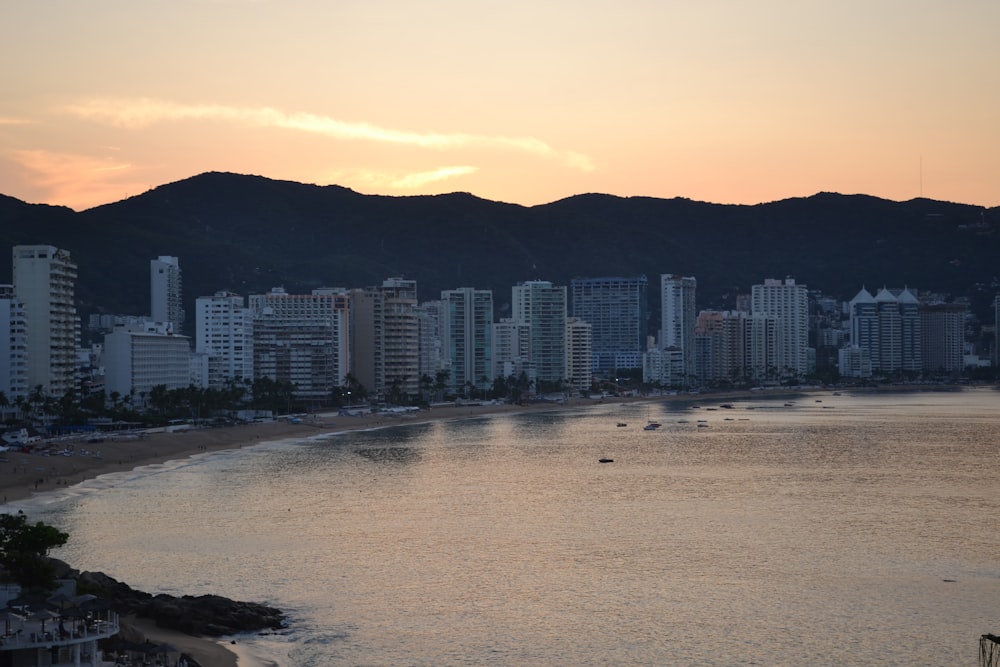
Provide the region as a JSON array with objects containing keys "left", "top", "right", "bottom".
[{"left": 61, "top": 561, "right": 285, "bottom": 637}]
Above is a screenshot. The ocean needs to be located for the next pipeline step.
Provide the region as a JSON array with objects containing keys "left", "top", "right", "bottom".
[{"left": 18, "top": 388, "right": 1000, "bottom": 666}]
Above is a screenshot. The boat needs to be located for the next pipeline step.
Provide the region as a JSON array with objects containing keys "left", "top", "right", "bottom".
[
  {"left": 643, "top": 423, "right": 660, "bottom": 431},
  {"left": 616, "top": 422, "right": 627, "bottom": 427},
  {"left": 598, "top": 458, "right": 614, "bottom": 463}
]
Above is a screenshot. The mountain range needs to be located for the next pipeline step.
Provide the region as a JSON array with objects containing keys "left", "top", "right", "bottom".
[{"left": 1, "top": 172, "right": 997, "bottom": 333}]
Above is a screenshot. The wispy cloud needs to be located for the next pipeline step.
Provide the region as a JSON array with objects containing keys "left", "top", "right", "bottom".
[
  {"left": 8, "top": 149, "right": 143, "bottom": 210},
  {"left": 0, "top": 116, "right": 36, "bottom": 126},
  {"left": 62, "top": 97, "right": 595, "bottom": 171},
  {"left": 323, "top": 166, "right": 478, "bottom": 191}
]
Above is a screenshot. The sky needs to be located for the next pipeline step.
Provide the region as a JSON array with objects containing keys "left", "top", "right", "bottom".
[{"left": 2, "top": 0, "right": 998, "bottom": 211}]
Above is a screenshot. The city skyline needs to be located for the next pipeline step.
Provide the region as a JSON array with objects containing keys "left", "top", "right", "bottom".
[{"left": 2, "top": 1, "right": 998, "bottom": 211}]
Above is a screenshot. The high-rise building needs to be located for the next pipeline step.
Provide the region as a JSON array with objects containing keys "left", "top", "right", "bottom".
[
  {"left": 492, "top": 318, "right": 531, "bottom": 381},
  {"left": 850, "top": 286, "right": 921, "bottom": 374},
  {"left": 694, "top": 310, "right": 746, "bottom": 384},
  {"left": 660, "top": 275, "right": 697, "bottom": 383},
  {"left": 151, "top": 256, "right": 184, "bottom": 331},
  {"left": 350, "top": 278, "right": 420, "bottom": 402},
  {"left": 512, "top": 281, "right": 567, "bottom": 386},
  {"left": 250, "top": 287, "right": 351, "bottom": 402},
  {"left": 416, "top": 300, "right": 445, "bottom": 383},
  {"left": 0, "top": 285, "right": 28, "bottom": 401},
  {"left": 570, "top": 276, "right": 647, "bottom": 372},
  {"left": 12, "top": 245, "right": 78, "bottom": 397},
  {"left": 441, "top": 288, "right": 494, "bottom": 395},
  {"left": 751, "top": 277, "right": 809, "bottom": 378},
  {"left": 195, "top": 291, "right": 254, "bottom": 388},
  {"left": 565, "top": 317, "right": 593, "bottom": 393},
  {"left": 920, "top": 303, "right": 966, "bottom": 374}
]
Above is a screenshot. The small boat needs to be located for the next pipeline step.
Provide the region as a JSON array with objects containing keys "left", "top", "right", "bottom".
[
  {"left": 598, "top": 458, "right": 614, "bottom": 463},
  {"left": 697, "top": 423, "right": 709, "bottom": 428},
  {"left": 616, "top": 422, "right": 627, "bottom": 427},
  {"left": 643, "top": 423, "right": 660, "bottom": 431}
]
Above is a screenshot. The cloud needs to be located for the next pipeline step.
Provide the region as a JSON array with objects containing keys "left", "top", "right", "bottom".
[
  {"left": 323, "top": 166, "right": 478, "bottom": 191},
  {"left": 7, "top": 149, "right": 143, "bottom": 210},
  {"left": 0, "top": 116, "right": 35, "bottom": 126},
  {"left": 62, "top": 97, "right": 595, "bottom": 171}
]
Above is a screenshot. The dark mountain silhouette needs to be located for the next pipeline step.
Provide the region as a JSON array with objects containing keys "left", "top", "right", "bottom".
[{"left": 1, "top": 172, "right": 997, "bottom": 333}]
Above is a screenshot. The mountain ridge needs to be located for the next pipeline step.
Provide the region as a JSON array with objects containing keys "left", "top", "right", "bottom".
[{"left": 1, "top": 171, "right": 996, "bottom": 332}]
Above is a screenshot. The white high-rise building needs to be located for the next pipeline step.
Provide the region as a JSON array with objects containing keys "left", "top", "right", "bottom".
[
  {"left": 12, "top": 245, "right": 78, "bottom": 397},
  {"left": 0, "top": 285, "right": 28, "bottom": 401},
  {"left": 751, "top": 277, "right": 809, "bottom": 378},
  {"left": 441, "top": 288, "right": 494, "bottom": 396},
  {"left": 151, "top": 256, "right": 184, "bottom": 331},
  {"left": 660, "top": 275, "right": 697, "bottom": 384},
  {"left": 850, "top": 286, "right": 921, "bottom": 374},
  {"left": 492, "top": 318, "right": 532, "bottom": 382},
  {"left": 196, "top": 291, "right": 254, "bottom": 389},
  {"left": 512, "top": 281, "right": 567, "bottom": 386}
]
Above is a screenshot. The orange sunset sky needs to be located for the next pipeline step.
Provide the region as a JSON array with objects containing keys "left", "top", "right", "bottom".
[{"left": 1, "top": 0, "right": 998, "bottom": 211}]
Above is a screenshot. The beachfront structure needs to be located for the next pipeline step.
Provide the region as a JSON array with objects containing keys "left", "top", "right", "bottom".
[
  {"left": 0, "top": 593, "right": 119, "bottom": 666},
  {"left": 838, "top": 345, "right": 872, "bottom": 378},
  {"left": 103, "top": 323, "right": 193, "bottom": 398},
  {"left": 196, "top": 291, "right": 255, "bottom": 389},
  {"left": 660, "top": 274, "right": 697, "bottom": 385},
  {"left": 440, "top": 288, "right": 494, "bottom": 396},
  {"left": 751, "top": 277, "right": 809, "bottom": 378},
  {"left": 742, "top": 312, "right": 778, "bottom": 383},
  {"left": 150, "top": 255, "right": 184, "bottom": 332},
  {"left": 920, "top": 302, "right": 967, "bottom": 373},
  {"left": 512, "top": 281, "right": 567, "bottom": 386},
  {"left": 642, "top": 346, "right": 684, "bottom": 386},
  {"left": 0, "top": 285, "right": 28, "bottom": 402},
  {"left": 694, "top": 310, "right": 746, "bottom": 385},
  {"left": 849, "top": 286, "right": 921, "bottom": 374},
  {"left": 250, "top": 287, "right": 351, "bottom": 402},
  {"left": 351, "top": 279, "right": 420, "bottom": 403},
  {"left": 492, "top": 318, "right": 533, "bottom": 383},
  {"left": 565, "top": 317, "right": 593, "bottom": 393},
  {"left": 416, "top": 300, "right": 445, "bottom": 382},
  {"left": 569, "top": 276, "right": 647, "bottom": 372},
  {"left": 12, "top": 245, "right": 78, "bottom": 398}
]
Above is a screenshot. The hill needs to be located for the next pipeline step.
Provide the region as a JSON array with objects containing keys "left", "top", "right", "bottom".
[{"left": 1, "top": 172, "right": 997, "bottom": 332}]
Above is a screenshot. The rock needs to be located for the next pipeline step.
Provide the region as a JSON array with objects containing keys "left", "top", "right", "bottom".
[{"left": 60, "top": 559, "right": 285, "bottom": 637}]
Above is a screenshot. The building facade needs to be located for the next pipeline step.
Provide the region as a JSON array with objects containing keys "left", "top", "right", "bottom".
[
  {"left": 12, "top": 245, "right": 78, "bottom": 397},
  {"left": 751, "top": 277, "right": 809, "bottom": 378},
  {"left": 195, "top": 291, "right": 254, "bottom": 389},
  {"left": 512, "top": 281, "right": 567, "bottom": 386},
  {"left": 569, "top": 276, "right": 647, "bottom": 372},
  {"left": 103, "top": 324, "right": 192, "bottom": 398},
  {"left": 565, "top": 317, "right": 593, "bottom": 393},
  {"left": 250, "top": 287, "right": 351, "bottom": 402},
  {"left": 660, "top": 274, "right": 697, "bottom": 384},
  {"left": 150, "top": 255, "right": 184, "bottom": 331},
  {"left": 920, "top": 303, "right": 967, "bottom": 374},
  {"left": 441, "top": 288, "right": 494, "bottom": 395},
  {"left": 350, "top": 279, "right": 420, "bottom": 402},
  {"left": 850, "top": 286, "right": 921, "bottom": 374},
  {"left": 0, "top": 285, "right": 28, "bottom": 401}
]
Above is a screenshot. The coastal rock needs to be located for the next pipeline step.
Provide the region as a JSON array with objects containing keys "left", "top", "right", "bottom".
[{"left": 63, "top": 561, "right": 285, "bottom": 637}]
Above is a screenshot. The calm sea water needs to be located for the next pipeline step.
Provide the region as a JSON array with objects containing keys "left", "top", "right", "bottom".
[{"left": 21, "top": 389, "right": 1000, "bottom": 666}]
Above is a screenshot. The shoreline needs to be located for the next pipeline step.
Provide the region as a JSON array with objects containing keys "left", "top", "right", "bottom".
[{"left": 0, "top": 384, "right": 975, "bottom": 666}]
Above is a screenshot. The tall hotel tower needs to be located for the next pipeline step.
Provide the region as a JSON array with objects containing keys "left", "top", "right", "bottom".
[
  {"left": 751, "top": 277, "right": 809, "bottom": 377},
  {"left": 441, "top": 287, "right": 494, "bottom": 395},
  {"left": 12, "top": 245, "right": 78, "bottom": 397},
  {"left": 660, "top": 275, "right": 697, "bottom": 383},
  {"left": 512, "top": 281, "right": 567, "bottom": 386},
  {"left": 151, "top": 255, "right": 184, "bottom": 331},
  {"left": 570, "top": 276, "right": 647, "bottom": 372}
]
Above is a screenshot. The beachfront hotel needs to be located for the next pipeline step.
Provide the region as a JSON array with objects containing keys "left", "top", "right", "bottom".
[{"left": 11, "top": 246, "right": 78, "bottom": 399}]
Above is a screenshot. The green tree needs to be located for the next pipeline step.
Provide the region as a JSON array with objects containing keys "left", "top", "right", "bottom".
[{"left": 0, "top": 512, "right": 69, "bottom": 590}]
